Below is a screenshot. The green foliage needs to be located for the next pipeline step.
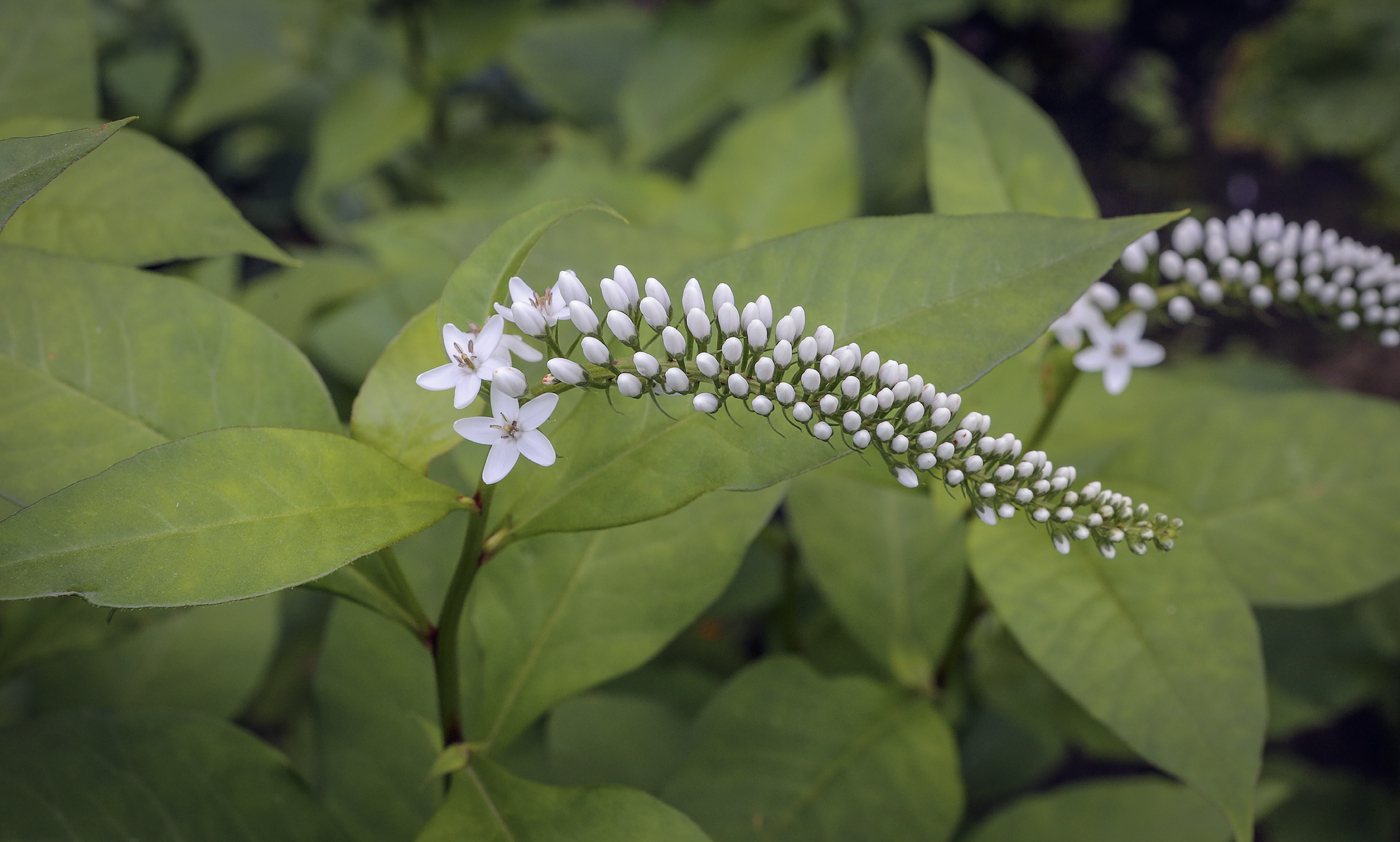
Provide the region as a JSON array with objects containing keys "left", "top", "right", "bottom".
[
  {"left": 0, "top": 0, "right": 97, "bottom": 120},
  {"left": 963, "top": 778, "right": 1232, "bottom": 842},
  {"left": 0, "top": 117, "right": 131, "bottom": 229}
]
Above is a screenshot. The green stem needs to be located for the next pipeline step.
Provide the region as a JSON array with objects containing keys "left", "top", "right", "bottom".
[
  {"left": 379, "top": 545, "right": 434, "bottom": 640},
  {"left": 434, "top": 483, "right": 495, "bottom": 746},
  {"left": 1027, "top": 356, "right": 1081, "bottom": 451}
]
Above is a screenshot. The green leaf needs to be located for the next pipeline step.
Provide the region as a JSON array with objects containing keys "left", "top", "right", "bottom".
[
  {"left": 0, "top": 427, "right": 468, "bottom": 607},
  {"left": 963, "top": 778, "right": 1232, "bottom": 842},
  {"left": 661, "top": 657, "right": 963, "bottom": 842},
  {"left": 0, "top": 117, "right": 131, "bottom": 230},
  {"left": 850, "top": 39, "right": 929, "bottom": 215},
  {"left": 0, "top": 245, "right": 339, "bottom": 509},
  {"left": 0, "top": 0, "right": 97, "bottom": 120},
  {"left": 0, "top": 117, "right": 294, "bottom": 265},
  {"left": 546, "top": 692, "right": 689, "bottom": 792},
  {"left": 690, "top": 76, "right": 859, "bottom": 244},
  {"left": 506, "top": 6, "right": 649, "bottom": 126},
  {"left": 496, "top": 210, "right": 1178, "bottom": 538},
  {"left": 352, "top": 306, "right": 462, "bottom": 474},
  {"left": 969, "top": 516, "right": 1266, "bottom": 842},
  {"left": 439, "top": 198, "right": 623, "bottom": 330},
  {"left": 786, "top": 460, "right": 967, "bottom": 689},
  {"left": 925, "top": 32, "right": 1098, "bottom": 217},
  {"left": 419, "top": 755, "right": 711, "bottom": 842},
  {"left": 239, "top": 250, "right": 389, "bottom": 344},
  {"left": 307, "top": 551, "right": 434, "bottom": 639},
  {"left": 0, "top": 597, "right": 149, "bottom": 679},
  {"left": 470, "top": 488, "right": 784, "bottom": 751},
  {"left": 0, "top": 709, "right": 347, "bottom": 840}
]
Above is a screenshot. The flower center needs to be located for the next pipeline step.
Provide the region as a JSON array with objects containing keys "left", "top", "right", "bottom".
[
  {"left": 1110, "top": 341, "right": 1129, "bottom": 358},
  {"left": 531, "top": 288, "right": 554, "bottom": 312},
  {"left": 453, "top": 340, "right": 477, "bottom": 369},
  {"left": 491, "top": 415, "right": 521, "bottom": 440}
]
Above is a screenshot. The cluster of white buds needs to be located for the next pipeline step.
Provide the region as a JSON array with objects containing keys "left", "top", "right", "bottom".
[
  {"left": 483, "top": 265, "right": 1181, "bottom": 557},
  {"left": 1059, "top": 211, "right": 1400, "bottom": 394}
]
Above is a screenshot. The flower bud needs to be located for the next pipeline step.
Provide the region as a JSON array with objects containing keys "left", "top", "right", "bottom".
[
  {"left": 792, "top": 401, "right": 812, "bottom": 422},
  {"left": 491, "top": 366, "right": 528, "bottom": 397},
  {"left": 876, "top": 388, "right": 893, "bottom": 409},
  {"left": 891, "top": 382, "right": 910, "bottom": 403},
  {"left": 859, "top": 394, "right": 878, "bottom": 416},
  {"left": 861, "top": 351, "right": 881, "bottom": 377},
  {"left": 606, "top": 310, "right": 636, "bottom": 343},
  {"left": 835, "top": 347, "right": 857, "bottom": 373},
  {"left": 644, "top": 278, "right": 670, "bottom": 310},
  {"left": 999, "top": 503, "right": 1016, "bottom": 519},
  {"left": 712, "top": 282, "right": 735, "bottom": 313},
  {"left": 754, "top": 357, "right": 775, "bottom": 382},
  {"left": 946, "top": 469, "right": 965, "bottom": 485},
  {"left": 1128, "top": 283, "right": 1158, "bottom": 309},
  {"left": 696, "top": 353, "right": 721, "bottom": 378},
  {"left": 800, "top": 368, "right": 821, "bottom": 390},
  {"left": 979, "top": 437, "right": 996, "bottom": 455},
  {"left": 547, "top": 358, "right": 585, "bottom": 385},
  {"left": 727, "top": 373, "right": 749, "bottom": 396},
  {"left": 1088, "top": 281, "right": 1120, "bottom": 310},
  {"left": 512, "top": 301, "right": 548, "bottom": 337},
  {"left": 640, "top": 297, "right": 668, "bottom": 329},
  {"left": 662, "top": 326, "right": 686, "bottom": 356},
  {"left": 814, "top": 325, "right": 835, "bottom": 356},
  {"left": 945, "top": 393, "right": 962, "bottom": 413},
  {"left": 1249, "top": 285, "right": 1273, "bottom": 308},
  {"left": 616, "top": 373, "right": 642, "bottom": 397},
  {"left": 570, "top": 300, "right": 600, "bottom": 334},
  {"left": 665, "top": 367, "right": 690, "bottom": 393},
  {"left": 612, "top": 265, "right": 639, "bottom": 304},
  {"left": 722, "top": 336, "right": 744, "bottom": 363},
  {"left": 600, "top": 278, "right": 629, "bottom": 311},
  {"left": 717, "top": 302, "right": 740, "bottom": 334},
  {"left": 852, "top": 430, "right": 871, "bottom": 449},
  {"left": 916, "top": 453, "right": 936, "bottom": 470},
  {"left": 819, "top": 355, "right": 840, "bottom": 380},
  {"left": 775, "top": 382, "right": 796, "bottom": 405},
  {"left": 756, "top": 295, "right": 773, "bottom": 327},
  {"left": 917, "top": 431, "right": 938, "bottom": 450},
  {"left": 788, "top": 306, "right": 806, "bottom": 337},
  {"left": 978, "top": 482, "right": 996, "bottom": 498},
  {"left": 633, "top": 351, "right": 659, "bottom": 378},
  {"left": 994, "top": 464, "right": 1015, "bottom": 482},
  {"left": 751, "top": 395, "right": 773, "bottom": 416},
  {"left": 693, "top": 392, "right": 719, "bottom": 413},
  {"left": 812, "top": 421, "right": 833, "bottom": 441},
  {"left": 797, "top": 336, "right": 818, "bottom": 362},
  {"left": 1056, "top": 507, "right": 1074, "bottom": 521},
  {"left": 1166, "top": 296, "right": 1194, "bottom": 323},
  {"left": 906, "top": 374, "right": 924, "bottom": 394},
  {"left": 741, "top": 301, "right": 758, "bottom": 326},
  {"left": 747, "top": 320, "right": 767, "bottom": 349},
  {"left": 964, "top": 454, "right": 984, "bottom": 473},
  {"left": 841, "top": 375, "right": 861, "bottom": 398},
  {"left": 841, "top": 410, "right": 861, "bottom": 432},
  {"left": 582, "top": 337, "right": 612, "bottom": 366},
  {"left": 929, "top": 407, "right": 952, "bottom": 429},
  {"left": 819, "top": 394, "right": 839, "bottom": 415},
  {"left": 1172, "top": 217, "right": 1203, "bottom": 255},
  {"left": 685, "top": 308, "right": 712, "bottom": 341},
  {"left": 1120, "top": 243, "right": 1148, "bottom": 273},
  {"left": 952, "top": 429, "right": 972, "bottom": 448},
  {"left": 895, "top": 467, "right": 918, "bottom": 488},
  {"left": 1053, "top": 534, "right": 1072, "bottom": 554},
  {"left": 1199, "top": 279, "right": 1224, "bottom": 305},
  {"left": 682, "top": 278, "right": 705, "bottom": 314},
  {"left": 904, "top": 402, "right": 925, "bottom": 425},
  {"left": 876, "top": 421, "right": 895, "bottom": 440},
  {"left": 891, "top": 434, "right": 909, "bottom": 453},
  {"left": 555, "top": 270, "right": 589, "bottom": 304},
  {"left": 775, "top": 315, "right": 797, "bottom": 343},
  {"left": 772, "top": 340, "right": 793, "bottom": 366}
]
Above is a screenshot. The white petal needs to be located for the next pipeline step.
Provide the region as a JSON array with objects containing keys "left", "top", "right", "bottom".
[
  {"left": 494, "top": 302, "right": 514, "bottom": 321},
  {"left": 1102, "top": 361, "right": 1133, "bottom": 395},
  {"left": 477, "top": 351, "right": 513, "bottom": 378},
  {"left": 442, "top": 323, "right": 471, "bottom": 358},
  {"left": 416, "top": 363, "right": 460, "bottom": 391},
  {"left": 501, "top": 335, "right": 543, "bottom": 362},
  {"left": 490, "top": 388, "right": 520, "bottom": 421},
  {"left": 474, "top": 315, "right": 506, "bottom": 360},
  {"left": 516, "top": 430, "right": 556, "bottom": 467},
  {"left": 481, "top": 441, "right": 520, "bottom": 484},
  {"left": 517, "top": 392, "right": 559, "bottom": 431},
  {"left": 454, "top": 416, "right": 500, "bottom": 445},
  {"left": 1073, "top": 345, "right": 1109, "bottom": 372},
  {"left": 1116, "top": 310, "right": 1148, "bottom": 341},
  {"left": 508, "top": 276, "right": 534, "bottom": 304},
  {"left": 453, "top": 375, "right": 482, "bottom": 409},
  {"left": 1127, "top": 339, "right": 1166, "bottom": 367}
]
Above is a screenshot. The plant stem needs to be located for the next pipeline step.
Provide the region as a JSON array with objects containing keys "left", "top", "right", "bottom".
[{"left": 433, "top": 483, "right": 494, "bottom": 746}]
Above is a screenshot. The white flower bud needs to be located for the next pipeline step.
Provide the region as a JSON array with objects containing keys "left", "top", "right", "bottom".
[
  {"left": 1081, "top": 481, "right": 1101, "bottom": 499},
  {"left": 633, "top": 351, "right": 659, "bottom": 378},
  {"left": 1167, "top": 296, "right": 1194, "bottom": 323},
  {"left": 1088, "top": 281, "right": 1120, "bottom": 310},
  {"left": 904, "top": 402, "right": 925, "bottom": 425},
  {"left": 1172, "top": 217, "right": 1203, "bottom": 255},
  {"left": 876, "top": 421, "right": 895, "bottom": 440},
  {"left": 686, "top": 308, "right": 712, "bottom": 341},
  {"left": 814, "top": 325, "right": 835, "bottom": 356},
  {"left": 722, "top": 336, "right": 744, "bottom": 363},
  {"left": 741, "top": 301, "right": 758, "bottom": 326},
  {"left": 819, "top": 355, "right": 840, "bottom": 380},
  {"left": 600, "top": 278, "right": 629, "bottom": 312},
  {"left": 946, "top": 469, "right": 965, "bottom": 485},
  {"left": 712, "top": 282, "right": 734, "bottom": 313},
  {"left": 788, "top": 306, "right": 806, "bottom": 337},
  {"left": 841, "top": 375, "right": 861, "bottom": 398},
  {"left": 696, "top": 352, "right": 721, "bottom": 378},
  {"left": 812, "top": 421, "right": 833, "bottom": 441},
  {"left": 877, "top": 360, "right": 899, "bottom": 386},
  {"left": 1032, "top": 507, "right": 1050, "bottom": 522},
  {"left": 929, "top": 407, "right": 952, "bottom": 428},
  {"left": 612, "top": 265, "right": 639, "bottom": 304},
  {"left": 852, "top": 430, "right": 871, "bottom": 449},
  {"left": 1339, "top": 310, "right": 1361, "bottom": 330},
  {"left": 757, "top": 295, "right": 773, "bottom": 327},
  {"left": 1183, "top": 257, "right": 1207, "bottom": 286},
  {"left": 1241, "top": 261, "right": 1261, "bottom": 286},
  {"left": 570, "top": 300, "right": 600, "bottom": 334},
  {"left": 616, "top": 373, "right": 642, "bottom": 397},
  {"left": 918, "top": 431, "right": 939, "bottom": 449},
  {"left": 639, "top": 297, "right": 668, "bottom": 329},
  {"left": 682, "top": 279, "right": 705, "bottom": 314},
  {"left": 859, "top": 394, "right": 879, "bottom": 416},
  {"left": 1199, "top": 280, "right": 1224, "bottom": 305},
  {"left": 877, "top": 388, "right": 894, "bottom": 409},
  {"left": 1016, "top": 488, "right": 1033, "bottom": 503},
  {"left": 754, "top": 357, "right": 775, "bottom": 382},
  {"left": 797, "top": 336, "right": 818, "bottom": 363},
  {"left": 1053, "top": 534, "right": 1072, "bottom": 554},
  {"left": 775, "top": 382, "right": 796, "bottom": 405},
  {"left": 1159, "top": 250, "right": 1184, "bottom": 280},
  {"left": 775, "top": 315, "right": 797, "bottom": 342},
  {"left": 727, "top": 373, "right": 749, "bottom": 396},
  {"left": 662, "top": 326, "right": 686, "bottom": 357},
  {"left": 1099, "top": 543, "right": 1116, "bottom": 559},
  {"left": 861, "top": 351, "right": 881, "bottom": 377},
  {"left": 556, "top": 270, "right": 589, "bottom": 304},
  {"left": 800, "top": 368, "right": 821, "bottom": 390},
  {"left": 644, "top": 278, "right": 670, "bottom": 310},
  {"left": 892, "top": 434, "right": 909, "bottom": 453},
  {"left": 978, "top": 482, "right": 996, "bottom": 498},
  {"left": 665, "top": 367, "right": 690, "bottom": 393},
  {"left": 906, "top": 374, "right": 924, "bottom": 394},
  {"left": 490, "top": 366, "right": 528, "bottom": 397},
  {"left": 717, "top": 302, "right": 740, "bottom": 334},
  {"left": 792, "top": 401, "right": 812, "bottom": 422},
  {"left": 1120, "top": 243, "right": 1148, "bottom": 273},
  {"left": 773, "top": 340, "right": 793, "bottom": 366},
  {"left": 1055, "top": 507, "right": 1074, "bottom": 521},
  {"left": 895, "top": 467, "right": 918, "bottom": 488},
  {"left": 747, "top": 320, "right": 767, "bottom": 349},
  {"left": 547, "top": 358, "right": 585, "bottom": 385},
  {"left": 1249, "top": 285, "right": 1273, "bottom": 308},
  {"left": 964, "top": 454, "right": 984, "bottom": 473},
  {"left": 994, "top": 464, "right": 1015, "bottom": 482},
  {"left": 959, "top": 411, "right": 981, "bottom": 431},
  {"left": 978, "top": 436, "right": 996, "bottom": 455},
  {"left": 1128, "top": 283, "right": 1158, "bottom": 309},
  {"left": 693, "top": 392, "right": 719, "bottom": 413},
  {"left": 819, "top": 394, "right": 839, "bottom": 415},
  {"left": 1073, "top": 525, "right": 1091, "bottom": 540},
  {"left": 606, "top": 310, "right": 636, "bottom": 343},
  {"left": 512, "top": 301, "right": 548, "bottom": 337},
  {"left": 945, "top": 393, "right": 962, "bottom": 413},
  {"left": 931, "top": 442, "right": 950, "bottom": 461},
  {"left": 952, "top": 428, "right": 972, "bottom": 448},
  {"left": 577, "top": 337, "right": 613, "bottom": 369},
  {"left": 751, "top": 395, "right": 773, "bottom": 416},
  {"left": 891, "top": 381, "right": 910, "bottom": 403},
  {"left": 917, "top": 453, "right": 937, "bottom": 470}
]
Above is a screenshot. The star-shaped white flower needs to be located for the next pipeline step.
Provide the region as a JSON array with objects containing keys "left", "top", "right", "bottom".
[
  {"left": 1073, "top": 310, "right": 1165, "bottom": 395},
  {"left": 495, "top": 276, "right": 570, "bottom": 328},
  {"left": 416, "top": 316, "right": 513, "bottom": 409},
  {"left": 454, "top": 389, "right": 559, "bottom": 484}
]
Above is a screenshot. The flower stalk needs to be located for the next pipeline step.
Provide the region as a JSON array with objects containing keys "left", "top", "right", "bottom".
[{"left": 433, "top": 482, "right": 494, "bottom": 747}]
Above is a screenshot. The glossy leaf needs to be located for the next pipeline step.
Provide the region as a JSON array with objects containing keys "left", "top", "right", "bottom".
[
  {"left": 963, "top": 778, "right": 1231, "bottom": 842},
  {"left": 438, "top": 198, "right": 622, "bottom": 331},
  {"left": 470, "top": 488, "right": 784, "bottom": 751},
  {"left": 0, "top": 245, "right": 339, "bottom": 509},
  {"left": 787, "top": 460, "right": 967, "bottom": 689},
  {"left": 925, "top": 32, "right": 1098, "bottom": 217},
  {"left": 0, "top": 427, "right": 468, "bottom": 607},
  {"left": 0, "top": 0, "right": 97, "bottom": 120},
  {"left": 0, "top": 709, "right": 346, "bottom": 841},
  {"left": 0, "top": 117, "right": 131, "bottom": 230},
  {"left": 496, "top": 210, "right": 1178, "bottom": 538},
  {"left": 661, "top": 657, "right": 963, "bottom": 842},
  {"left": 969, "top": 515, "right": 1266, "bottom": 842},
  {"left": 0, "top": 117, "right": 293, "bottom": 265},
  {"left": 419, "top": 756, "right": 711, "bottom": 842}
]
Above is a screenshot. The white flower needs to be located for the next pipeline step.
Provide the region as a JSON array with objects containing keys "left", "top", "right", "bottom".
[
  {"left": 1051, "top": 295, "right": 1108, "bottom": 351},
  {"left": 1073, "top": 311, "right": 1165, "bottom": 395},
  {"left": 495, "top": 276, "right": 570, "bottom": 327},
  {"left": 453, "top": 390, "right": 559, "bottom": 484},
  {"left": 416, "top": 317, "right": 512, "bottom": 409}
]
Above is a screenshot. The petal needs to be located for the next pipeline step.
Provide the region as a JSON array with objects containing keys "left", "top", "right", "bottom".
[
  {"left": 453, "top": 416, "right": 500, "bottom": 445},
  {"left": 494, "top": 302, "right": 515, "bottom": 321},
  {"left": 474, "top": 315, "right": 506, "bottom": 360},
  {"left": 1073, "top": 346, "right": 1109, "bottom": 372},
  {"left": 453, "top": 375, "right": 481, "bottom": 409},
  {"left": 517, "top": 392, "right": 559, "bottom": 430},
  {"left": 442, "top": 323, "right": 471, "bottom": 358},
  {"left": 502, "top": 335, "right": 543, "bottom": 362},
  {"left": 416, "top": 363, "right": 461, "bottom": 391},
  {"left": 1127, "top": 339, "right": 1166, "bottom": 367},
  {"left": 1116, "top": 310, "right": 1148, "bottom": 341},
  {"left": 516, "top": 430, "right": 556, "bottom": 467},
  {"left": 490, "top": 388, "right": 520, "bottom": 421},
  {"left": 508, "top": 276, "right": 534, "bottom": 304},
  {"left": 1102, "top": 361, "right": 1132, "bottom": 395},
  {"left": 478, "top": 352, "right": 513, "bottom": 379},
  {"left": 481, "top": 441, "right": 520, "bottom": 484}
]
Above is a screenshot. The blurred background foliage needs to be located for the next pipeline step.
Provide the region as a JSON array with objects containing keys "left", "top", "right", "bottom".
[{"left": 6, "top": 0, "right": 1400, "bottom": 838}]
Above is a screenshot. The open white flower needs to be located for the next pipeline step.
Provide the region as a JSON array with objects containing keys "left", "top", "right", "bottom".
[
  {"left": 1073, "top": 310, "right": 1165, "bottom": 395},
  {"left": 495, "top": 276, "right": 570, "bottom": 328},
  {"left": 1050, "top": 295, "right": 1109, "bottom": 351},
  {"left": 416, "top": 317, "right": 512, "bottom": 409},
  {"left": 453, "top": 389, "right": 559, "bottom": 484}
]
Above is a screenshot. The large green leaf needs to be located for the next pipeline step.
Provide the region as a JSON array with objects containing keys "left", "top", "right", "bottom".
[
  {"left": 963, "top": 778, "right": 1232, "bottom": 842},
  {"left": 506, "top": 6, "right": 649, "bottom": 126},
  {"left": 495, "top": 210, "right": 1178, "bottom": 539},
  {"left": 0, "top": 245, "right": 339, "bottom": 509},
  {"left": 419, "top": 756, "right": 711, "bottom": 842},
  {"left": 0, "top": 117, "right": 130, "bottom": 230},
  {"left": 690, "top": 76, "right": 859, "bottom": 245},
  {"left": 850, "top": 39, "right": 928, "bottom": 215},
  {"left": 969, "top": 516, "right": 1266, "bottom": 842},
  {"left": 0, "top": 427, "right": 469, "bottom": 607},
  {"left": 925, "top": 33, "right": 1098, "bottom": 217},
  {"left": 0, "top": 0, "right": 97, "bottom": 120},
  {"left": 0, "top": 117, "right": 293, "bottom": 265},
  {"left": 0, "top": 709, "right": 346, "bottom": 840},
  {"left": 787, "top": 460, "right": 966, "bottom": 689},
  {"left": 469, "top": 488, "right": 784, "bottom": 751},
  {"left": 661, "top": 657, "right": 963, "bottom": 842},
  {"left": 546, "top": 691, "right": 689, "bottom": 792}
]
